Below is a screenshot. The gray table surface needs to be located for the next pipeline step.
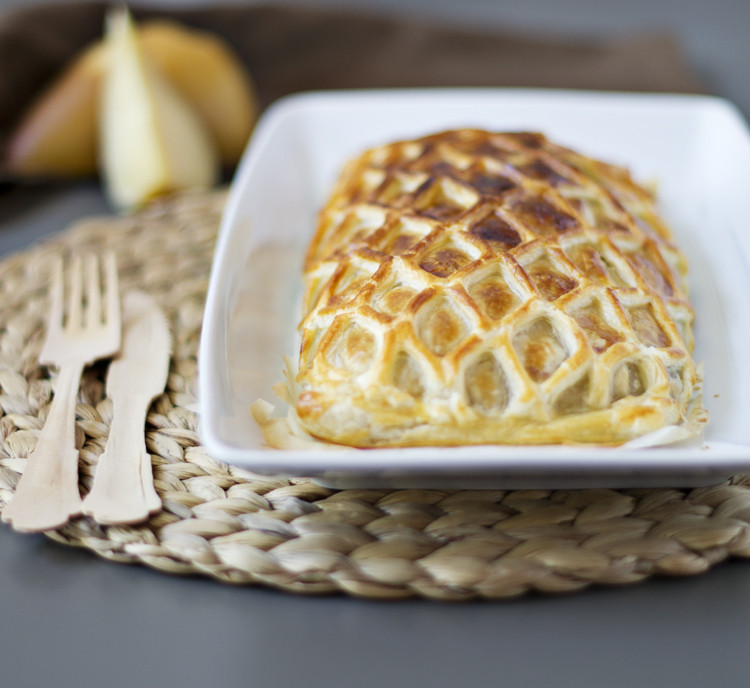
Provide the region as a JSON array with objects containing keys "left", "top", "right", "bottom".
[{"left": 2, "top": 1, "right": 750, "bottom": 687}]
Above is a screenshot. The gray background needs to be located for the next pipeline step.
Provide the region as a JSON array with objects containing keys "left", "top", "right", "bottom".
[{"left": 2, "top": 1, "right": 750, "bottom": 687}]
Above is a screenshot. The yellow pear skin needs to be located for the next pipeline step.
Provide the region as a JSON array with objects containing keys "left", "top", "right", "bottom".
[
  {"left": 140, "top": 21, "right": 257, "bottom": 165},
  {"left": 6, "top": 44, "right": 103, "bottom": 176}
]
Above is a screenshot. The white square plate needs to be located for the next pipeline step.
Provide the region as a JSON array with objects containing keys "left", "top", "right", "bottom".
[{"left": 199, "top": 88, "right": 750, "bottom": 489}]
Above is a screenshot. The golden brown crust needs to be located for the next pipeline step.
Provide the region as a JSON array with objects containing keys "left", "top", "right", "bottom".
[{"left": 295, "top": 130, "right": 701, "bottom": 447}]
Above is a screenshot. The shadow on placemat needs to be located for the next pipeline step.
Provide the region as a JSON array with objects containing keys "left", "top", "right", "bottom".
[{"left": 0, "top": 2, "right": 707, "bottom": 159}]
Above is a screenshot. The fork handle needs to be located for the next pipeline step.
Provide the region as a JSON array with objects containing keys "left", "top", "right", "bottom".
[
  {"left": 2, "top": 360, "right": 85, "bottom": 532},
  {"left": 83, "top": 395, "right": 156, "bottom": 525}
]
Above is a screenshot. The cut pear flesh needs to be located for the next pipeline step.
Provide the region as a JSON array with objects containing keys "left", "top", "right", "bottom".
[{"left": 101, "top": 8, "right": 218, "bottom": 209}]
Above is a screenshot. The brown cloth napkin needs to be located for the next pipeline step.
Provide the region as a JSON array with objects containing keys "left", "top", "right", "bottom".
[{"left": 0, "top": 1, "right": 706, "bottom": 159}]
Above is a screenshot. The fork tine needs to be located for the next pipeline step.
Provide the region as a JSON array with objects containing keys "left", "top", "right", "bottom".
[
  {"left": 103, "top": 251, "right": 121, "bottom": 330},
  {"left": 67, "top": 254, "right": 83, "bottom": 331},
  {"left": 47, "top": 256, "right": 64, "bottom": 334},
  {"left": 84, "top": 254, "right": 101, "bottom": 329}
]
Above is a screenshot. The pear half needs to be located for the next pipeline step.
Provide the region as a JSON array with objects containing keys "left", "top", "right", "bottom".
[
  {"left": 140, "top": 21, "right": 257, "bottom": 165},
  {"left": 5, "top": 44, "right": 103, "bottom": 176},
  {"left": 101, "top": 8, "right": 218, "bottom": 210}
]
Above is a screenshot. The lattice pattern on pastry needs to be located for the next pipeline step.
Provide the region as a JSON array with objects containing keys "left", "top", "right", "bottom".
[{"left": 296, "top": 130, "right": 701, "bottom": 447}]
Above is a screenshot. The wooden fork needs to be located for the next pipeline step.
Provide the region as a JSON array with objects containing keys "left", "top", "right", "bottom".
[{"left": 2, "top": 253, "right": 121, "bottom": 532}]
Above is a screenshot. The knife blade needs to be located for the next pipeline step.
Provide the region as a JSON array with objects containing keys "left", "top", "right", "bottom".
[{"left": 83, "top": 290, "right": 171, "bottom": 525}]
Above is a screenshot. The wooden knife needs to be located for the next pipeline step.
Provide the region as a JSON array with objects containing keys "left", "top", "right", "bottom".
[{"left": 83, "top": 290, "right": 171, "bottom": 525}]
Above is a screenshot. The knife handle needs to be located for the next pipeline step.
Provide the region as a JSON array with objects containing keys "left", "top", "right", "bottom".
[
  {"left": 140, "top": 446, "right": 161, "bottom": 515},
  {"left": 83, "top": 395, "right": 154, "bottom": 525}
]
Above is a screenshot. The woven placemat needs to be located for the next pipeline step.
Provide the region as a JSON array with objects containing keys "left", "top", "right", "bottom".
[{"left": 0, "top": 189, "right": 749, "bottom": 600}]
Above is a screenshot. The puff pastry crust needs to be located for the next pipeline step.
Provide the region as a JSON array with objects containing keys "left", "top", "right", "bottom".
[{"left": 294, "top": 130, "right": 702, "bottom": 447}]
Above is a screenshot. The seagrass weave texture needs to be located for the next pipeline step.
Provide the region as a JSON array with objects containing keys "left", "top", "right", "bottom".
[{"left": 0, "top": 189, "right": 748, "bottom": 600}]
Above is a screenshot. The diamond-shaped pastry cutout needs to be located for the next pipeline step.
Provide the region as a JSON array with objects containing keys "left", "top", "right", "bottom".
[
  {"left": 325, "top": 320, "right": 378, "bottom": 374},
  {"left": 610, "top": 360, "right": 648, "bottom": 403},
  {"left": 553, "top": 372, "right": 591, "bottom": 416},
  {"left": 513, "top": 317, "right": 570, "bottom": 382},
  {"left": 464, "top": 352, "right": 510, "bottom": 413},
  {"left": 562, "top": 189, "right": 629, "bottom": 233},
  {"left": 470, "top": 173, "right": 517, "bottom": 197},
  {"left": 510, "top": 195, "right": 579, "bottom": 237},
  {"left": 357, "top": 168, "right": 387, "bottom": 197},
  {"left": 468, "top": 212, "right": 522, "bottom": 250},
  {"left": 414, "top": 178, "right": 479, "bottom": 221},
  {"left": 419, "top": 247, "right": 472, "bottom": 278},
  {"left": 519, "top": 159, "right": 572, "bottom": 187},
  {"left": 567, "top": 299, "right": 623, "bottom": 353},
  {"left": 417, "top": 234, "right": 481, "bottom": 278},
  {"left": 369, "top": 145, "right": 395, "bottom": 166},
  {"left": 376, "top": 172, "right": 429, "bottom": 206},
  {"left": 524, "top": 255, "right": 578, "bottom": 301},
  {"left": 379, "top": 218, "right": 433, "bottom": 256},
  {"left": 563, "top": 242, "right": 630, "bottom": 288},
  {"left": 467, "top": 163, "right": 517, "bottom": 198},
  {"left": 625, "top": 247, "right": 674, "bottom": 298},
  {"left": 391, "top": 351, "right": 425, "bottom": 397},
  {"left": 328, "top": 261, "right": 378, "bottom": 307},
  {"left": 466, "top": 269, "right": 520, "bottom": 321},
  {"left": 372, "top": 141, "right": 424, "bottom": 167},
  {"left": 626, "top": 303, "right": 670, "bottom": 348},
  {"left": 414, "top": 293, "right": 471, "bottom": 357},
  {"left": 372, "top": 282, "right": 418, "bottom": 317},
  {"left": 400, "top": 142, "right": 424, "bottom": 162},
  {"left": 302, "top": 261, "right": 338, "bottom": 315},
  {"left": 326, "top": 208, "right": 387, "bottom": 257},
  {"left": 419, "top": 236, "right": 479, "bottom": 278},
  {"left": 435, "top": 143, "right": 473, "bottom": 171}
]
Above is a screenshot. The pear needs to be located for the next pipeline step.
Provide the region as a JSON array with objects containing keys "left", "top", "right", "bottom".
[
  {"left": 100, "top": 7, "right": 218, "bottom": 210},
  {"left": 5, "top": 44, "right": 103, "bottom": 176},
  {"left": 6, "top": 18, "right": 256, "bottom": 177},
  {"left": 140, "top": 21, "right": 257, "bottom": 165}
]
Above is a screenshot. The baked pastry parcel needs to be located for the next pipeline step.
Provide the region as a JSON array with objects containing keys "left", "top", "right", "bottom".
[{"left": 291, "top": 129, "right": 706, "bottom": 448}]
